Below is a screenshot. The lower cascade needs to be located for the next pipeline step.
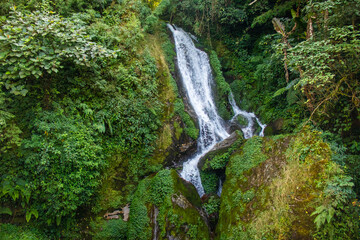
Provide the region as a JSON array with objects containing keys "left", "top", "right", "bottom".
[{"left": 168, "top": 25, "right": 266, "bottom": 196}]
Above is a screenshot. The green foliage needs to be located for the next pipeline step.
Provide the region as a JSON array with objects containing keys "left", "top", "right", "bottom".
[
  {"left": 290, "top": 26, "right": 360, "bottom": 88},
  {"left": 92, "top": 219, "right": 128, "bottom": 240},
  {"left": 345, "top": 155, "right": 360, "bottom": 196},
  {"left": 161, "top": 30, "right": 176, "bottom": 72},
  {"left": 149, "top": 169, "right": 174, "bottom": 205},
  {"left": 0, "top": 2, "right": 172, "bottom": 236},
  {"left": 209, "top": 51, "right": 232, "bottom": 120},
  {"left": 0, "top": 224, "right": 46, "bottom": 240},
  {"left": 241, "top": 189, "right": 255, "bottom": 204},
  {"left": 200, "top": 171, "right": 218, "bottom": 194},
  {"left": 128, "top": 169, "right": 210, "bottom": 240},
  {"left": 203, "top": 196, "right": 220, "bottom": 215},
  {"left": 19, "top": 106, "right": 104, "bottom": 225},
  {"left": 202, "top": 134, "right": 244, "bottom": 171},
  {"left": 0, "top": 8, "right": 115, "bottom": 89},
  {"left": 173, "top": 98, "right": 199, "bottom": 139},
  {"left": 229, "top": 136, "right": 266, "bottom": 177},
  {"left": 285, "top": 0, "right": 360, "bottom": 141},
  {"left": 127, "top": 179, "right": 151, "bottom": 240},
  {"left": 208, "top": 153, "right": 230, "bottom": 170},
  {"left": 251, "top": 1, "right": 297, "bottom": 28},
  {"left": 0, "top": 0, "right": 358, "bottom": 238},
  {"left": 0, "top": 177, "right": 39, "bottom": 222},
  {"left": 312, "top": 162, "right": 359, "bottom": 239}
]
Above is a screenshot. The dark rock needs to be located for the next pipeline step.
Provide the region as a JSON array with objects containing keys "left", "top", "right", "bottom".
[{"left": 264, "top": 118, "right": 284, "bottom": 136}]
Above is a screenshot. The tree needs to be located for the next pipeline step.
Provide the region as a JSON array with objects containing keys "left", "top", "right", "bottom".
[
  {"left": 0, "top": 7, "right": 116, "bottom": 96},
  {"left": 287, "top": 0, "right": 360, "bottom": 130}
]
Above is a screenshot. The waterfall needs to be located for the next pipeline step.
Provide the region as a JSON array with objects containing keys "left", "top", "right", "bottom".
[
  {"left": 229, "top": 92, "right": 266, "bottom": 139},
  {"left": 168, "top": 25, "right": 266, "bottom": 196}
]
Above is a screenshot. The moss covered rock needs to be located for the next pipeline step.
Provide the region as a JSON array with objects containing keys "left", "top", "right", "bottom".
[
  {"left": 198, "top": 131, "right": 244, "bottom": 195},
  {"left": 215, "top": 130, "right": 344, "bottom": 239},
  {"left": 127, "top": 169, "right": 211, "bottom": 240},
  {"left": 199, "top": 131, "right": 244, "bottom": 171}
]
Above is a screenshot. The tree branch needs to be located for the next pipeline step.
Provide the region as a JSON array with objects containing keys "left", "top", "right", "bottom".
[{"left": 249, "top": 0, "right": 258, "bottom": 6}]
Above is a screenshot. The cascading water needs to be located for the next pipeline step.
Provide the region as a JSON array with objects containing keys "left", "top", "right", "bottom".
[
  {"left": 229, "top": 92, "right": 267, "bottom": 139},
  {"left": 168, "top": 24, "right": 266, "bottom": 196}
]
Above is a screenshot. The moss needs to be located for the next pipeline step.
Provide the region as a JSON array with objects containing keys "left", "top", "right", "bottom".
[
  {"left": 216, "top": 136, "right": 268, "bottom": 239},
  {"left": 173, "top": 98, "right": 199, "bottom": 140},
  {"left": 128, "top": 170, "right": 210, "bottom": 240},
  {"left": 173, "top": 120, "right": 183, "bottom": 140},
  {"left": 151, "top": 123, "right": 173, "bottom": 165},
  {"left": 201, "top": 132, "right": 244, "bottom": 171},
  {"left": 209, "top": 51, "right": 233, "bottom": 120},
  {"left": 90, "top": 218, "right": 128, "bottom": 240},
  {"left": 200, "top": 170, "right": 219, "bottom": 194},
  {"left": 228, "top": 136, "right": 267, "bottom": 178},
  {"left": 171, "top": 170, "right": 202, "bottom": 208},
  {"left": 216, "top": 130, "right": 344, "bottom": 239}
]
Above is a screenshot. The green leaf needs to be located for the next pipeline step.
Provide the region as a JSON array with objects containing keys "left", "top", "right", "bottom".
[
  {"left": 32, "top": 209, "right": 39, "bottom": 219},
  {"left": 56, "top": 215, "right": 61, "bottom": 226},
  {"left": 0, "top": 51, "right": 8, "bottom": 59},
  {"left": 272, "top": 18, "right": 286, "bottom": 37},
  {"left": 20, "top": 89, "right": 28, "bottom": 96},
  {"left": 25, "top": 209, "right": 39, "bottom": 222},
  {"left": 25, "top": 210, "right": 31, "bottom": 222},
  {"left": 327, "top": 207, "right": 335, "bottom": 223},
  {"left": 0, "top": 207, "right": 12, "bottom": 215}
]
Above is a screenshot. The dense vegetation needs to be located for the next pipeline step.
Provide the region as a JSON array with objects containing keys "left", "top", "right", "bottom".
[{"left": 0, "top": 0, "right": 359, "bottom": 239}]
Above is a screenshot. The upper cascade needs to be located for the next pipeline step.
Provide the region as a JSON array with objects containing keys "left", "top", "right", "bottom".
[
  {"left": 229, "top": 92, "right": 266, "bottom": 139},
  {"left": 168, "top": 24, "right": 266, "bottom": 196}
]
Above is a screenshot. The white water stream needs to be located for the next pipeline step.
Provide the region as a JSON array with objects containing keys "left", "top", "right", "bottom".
[{"left": 168, "top": 25, "right": 266, "bottom": 196}]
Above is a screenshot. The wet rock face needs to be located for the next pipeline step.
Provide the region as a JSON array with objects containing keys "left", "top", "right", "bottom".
[
  {"left": 128, "top": 170, "right": 211, "bottom": 240},
  {"left": 160, "top": 118, "right": 198, "bottom": 168}
]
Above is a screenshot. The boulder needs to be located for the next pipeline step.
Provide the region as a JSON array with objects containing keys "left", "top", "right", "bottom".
[
  {"left": 127, "top": 169, "right": 211, "bottom": 240},
  {"left": 198, "top": 131, "right": 243, "bottom": 171},
  {"left": 215, "top": 131, "right": 334, "bottom": 239}
]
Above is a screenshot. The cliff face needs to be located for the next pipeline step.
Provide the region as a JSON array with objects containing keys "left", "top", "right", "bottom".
[{"left": 216, "top": 131, "right": 333, "bottom": 239}]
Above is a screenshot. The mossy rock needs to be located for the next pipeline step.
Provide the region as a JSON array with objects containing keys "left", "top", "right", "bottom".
[
  {"left": 202, "top": 194, "right": 221, "bottom": 231},
  {"left": 127, "top": 169, "right": 211, "bottom": 240},
  {"left": 199, "top": 131, "right": 244, "bottom": 171},
  {"left": 198, "top": 131, "right": 244, "bottom": 195},
  {"left": 215, "top": 131, "right": 338, "bottom": 239},
  {"left": 149, "top": 28, "right": 199, "bottom": 168}
]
